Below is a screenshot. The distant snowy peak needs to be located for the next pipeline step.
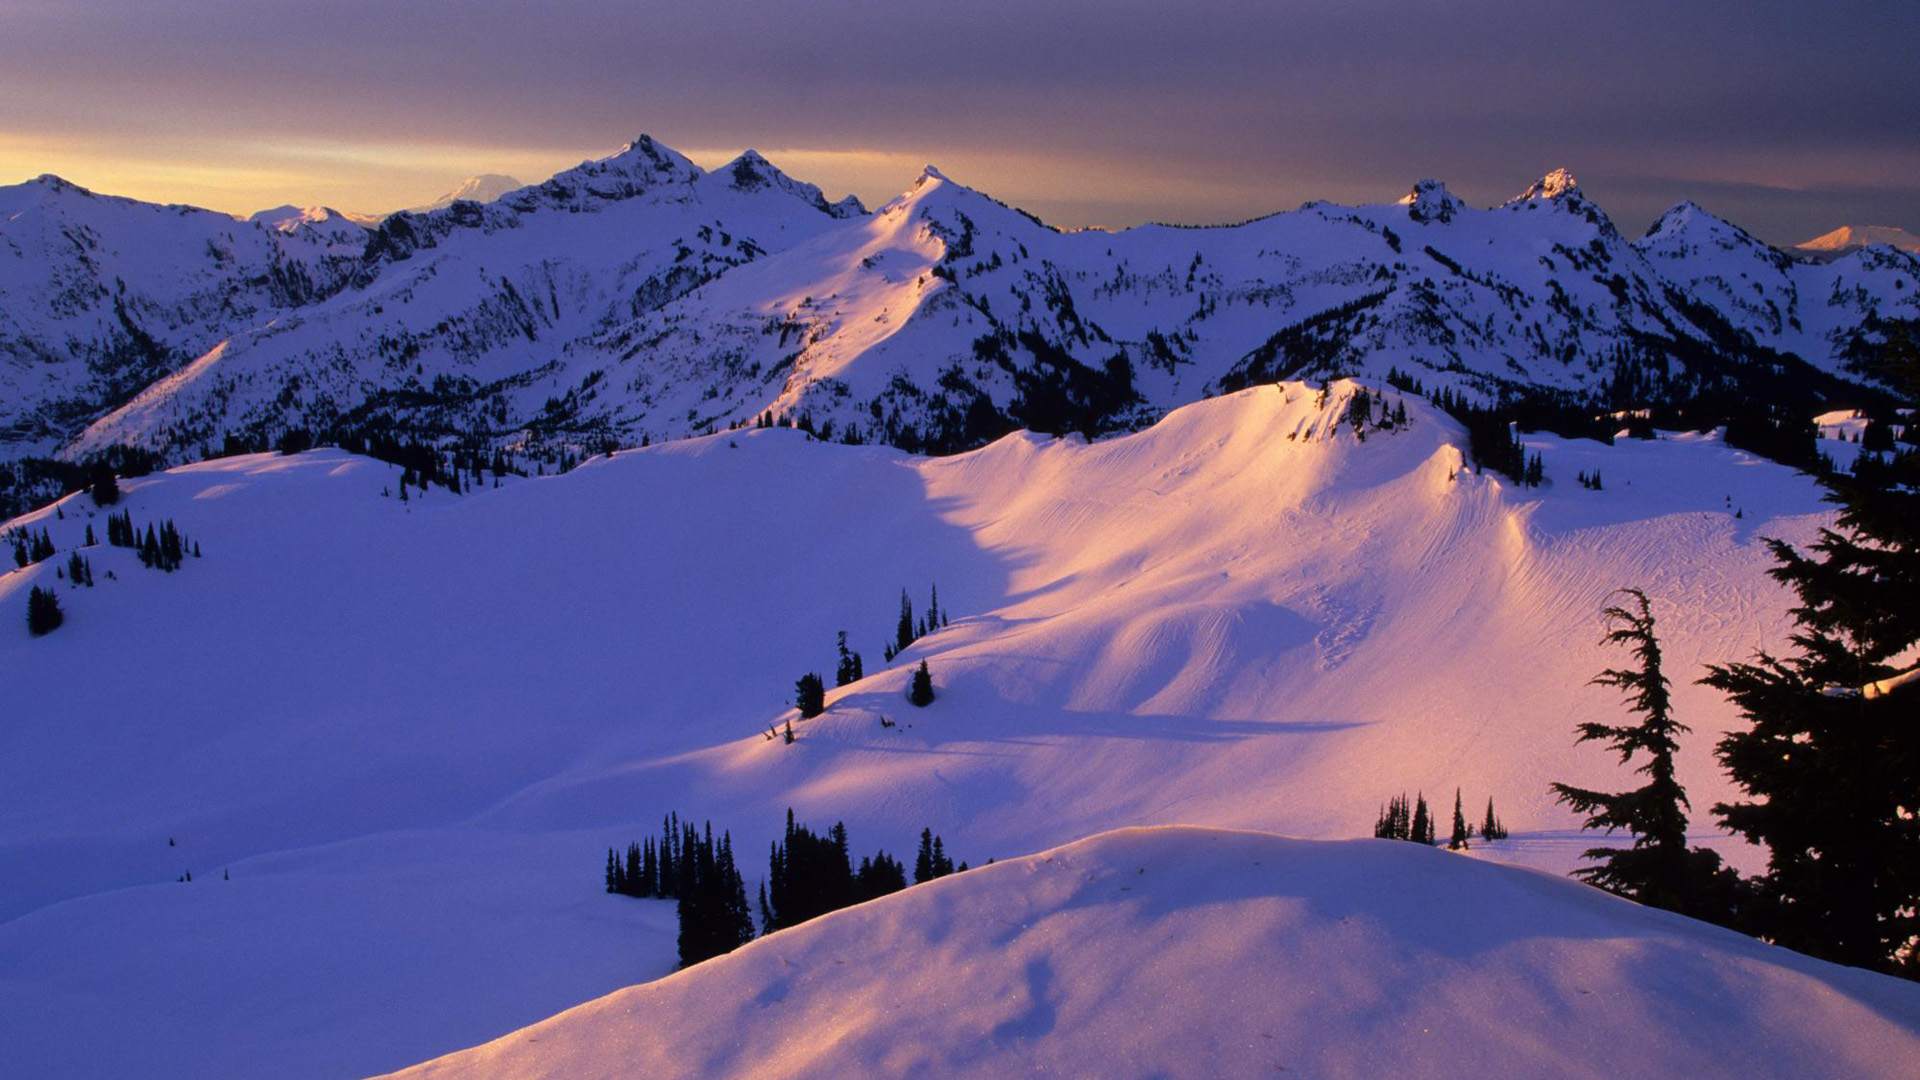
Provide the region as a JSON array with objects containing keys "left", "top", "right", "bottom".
[
  {"left": 705, "top": 149, "right": 866, "bottom": 218},
  {"left": 248, "top": 205, "right": 377, "bottom": 234},
  {"left": 1796, "top": 224, "right": 1920, "bottom": 258},
  {"left": 406, "top": 174, "right": 523, "bottom": 213},
  {"left": 1398, "top": 178, "right": 1462, "bottom": 223},
  {"left": 1518, "top": 167, "right": 1580, "bottom": 201}
]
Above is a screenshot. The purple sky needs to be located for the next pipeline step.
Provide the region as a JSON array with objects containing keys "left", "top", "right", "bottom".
[{"left": 3, "top": 0, "right": 1914, "bottom": 244}]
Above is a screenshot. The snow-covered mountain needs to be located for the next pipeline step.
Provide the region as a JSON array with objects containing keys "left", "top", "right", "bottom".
[
  {"left": 5, "top": 137, "right": 1916, "bottom": 483},
  {"left": 1795, "top": 224, "right": 1920, "bottom": 259},
  {"left": 393, "top": 827, "right": 1920, "bottom": 1080},
  {"left": 0, "top": 176, "right": 370, "bottom": 456},
  {"left": 406, "top": 173, "right": 525, "bottom": 214},
  {"left": 3, "top": 382, "right": 1883, "bottom": 1076}
]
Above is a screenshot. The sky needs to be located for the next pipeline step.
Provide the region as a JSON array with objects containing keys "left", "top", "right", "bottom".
[{"left": 1, "top": 0, "right": 1915, "bottom": 245}]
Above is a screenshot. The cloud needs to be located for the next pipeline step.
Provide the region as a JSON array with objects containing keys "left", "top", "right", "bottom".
[{"left": 1, "top": 1, "right": 1914, "bottom": 241}]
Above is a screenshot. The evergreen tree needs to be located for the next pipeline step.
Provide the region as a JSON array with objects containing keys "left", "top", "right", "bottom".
[
  {"left": 1373, "top": 794, "right": 1412, "bottom": 840},
  {"left": 914, "top": 828, "right": 936, "bottom": 884},
  {"left": 88, "top": 465, "right": 119, "bottom": 506},
  {"left": 854, "top": 852, "right": 908, "bottom": 902},
  {"left": 1409, "top": 793, "right": 1434, "bottom": 846},
  {"left": 835, "top": 631, "right": 863, "bottom": 687},
  {"left": 1702, "top": 327, "right": 1920, "bottom": 976},
  {"left": 1481, "top": 798, "right": 1508, "bottom": 841},
  {"left": 26, "top": 585, "right": 63, "bottom": 636},
  {"left": 794, "top": 672, "right": 826, "bottom": 719},
  {"left": 895, "top": 589, "right": 916, "bottom": 654},
  {"left": 1552, "top": 589, "right": 1733, "bottom": 918},
  {"left": 907, "top": 660, "right": 935, "bottom": 707},
  {"left": 1448, "top": 788, "right": 1470, "bottom": 850}
]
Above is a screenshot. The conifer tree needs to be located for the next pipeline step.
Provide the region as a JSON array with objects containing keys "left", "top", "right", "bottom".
[
  {"left": 1409, "top": 793, "right": 1434, "bottom": 845},
  {"left": 895, "top": 589, "right": 916, "bottom": 654},
  {"left": 1481, "top": 798, "right": 1508, "bottom": 841},
  {"left": 907, "top": 660, "right": 935, "bottom": 707},
  {"left": 26, "top": 585, "right": 63, "bottom": 636},
  {"left": 89, "top": 466, "right": 119, "bottom": 507},
  {"left": 1448, "top": 788, "right": 1471, "bottom": 850},
  {"left": 914, "top": 828, "right": 936, "bottom": 884},
  {"left": 835, "top": 631, "right": 863, "bottom": 687},
  {"left": 795, "top": 672, "right": 826, "bottom": 719},
  {"left": 1702, "top": 327, "right": 1920, "bottom": 976},
  {"left": 1552, "top": 589, "right": 1732, "bottom": 918}
]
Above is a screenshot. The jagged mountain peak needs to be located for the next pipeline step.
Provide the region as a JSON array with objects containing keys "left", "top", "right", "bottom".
[
  {"left": 1509, "top": 167, "right": 1581, "bottom": 204},
  {"left": 705, "top": 149, "right": 863, "bottom": 218},
  {"left": 1397, "top": 178, "right": 1462, "bottom": 224},
  {"left": 1636, "top": 200, "right": 1789, "bottom": 270}
]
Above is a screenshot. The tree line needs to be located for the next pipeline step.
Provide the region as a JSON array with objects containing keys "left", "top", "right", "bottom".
[
  {"left": 1374, "top": 791, "right": 1507, "bottom": 849},
  {"left": 605, "top": 809, "right": 967, "bottom": 968}
]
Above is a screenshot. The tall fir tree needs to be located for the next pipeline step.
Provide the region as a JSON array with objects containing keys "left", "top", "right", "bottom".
[
  {"left": 1409, "top": 793, "right": 1434, "bottom": 846},
  {"left": 895, "top": 589, "right": 916, "bottom": 654},
  {"left": 1702, "top": 326, "right": 1920, "bottom": 977},
  {"left": 1481, "top": 798, "right": 1508, "bottom": 841},
  {"left": 1552, "top": 589, "right": 1734, "bottom": 919},
  {"left": 1448, "top": 789, "right": 1470, "bottom": 850}
]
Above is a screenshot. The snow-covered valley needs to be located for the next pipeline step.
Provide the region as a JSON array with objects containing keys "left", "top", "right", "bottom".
[{"left": 8, "top": 382, "right": 1909, "bottom": 1077}]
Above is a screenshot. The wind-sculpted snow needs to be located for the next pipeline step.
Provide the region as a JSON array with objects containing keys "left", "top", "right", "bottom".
[
  {"left": 391, "top": 827, "right": 1920, "bottom": 1080},
  {"left": 5, "top": 138, "right": 1915, "bottom": 473},
  {"left": 0, "top": 383, "right": 1852, "bottom": 1076}
]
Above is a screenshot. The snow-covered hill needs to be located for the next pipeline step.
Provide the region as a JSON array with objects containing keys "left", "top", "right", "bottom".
[
  {"left": 0, "top": 383, "right": 1861, "bottom": 1076},
  {"left": 392, "top": 826, "right": 1920, "bottom": 1080},
  {"left": 5, "top": 137, "right": 1915, "bottom": 480}
]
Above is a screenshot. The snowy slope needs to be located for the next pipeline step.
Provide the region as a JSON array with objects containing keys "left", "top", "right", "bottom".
[
  {"left": 7, "top": 138, "right": 1912, "bottom": 474},
  {"left": 392, "top": 827, "right": 1920, "bottom": 1080},
  {"left": 0, "top": 383, "right": 1846, "bottom": 1076}
]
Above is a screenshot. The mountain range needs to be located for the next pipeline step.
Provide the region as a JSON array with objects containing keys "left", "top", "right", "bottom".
[{"left": 3, "top": 137, "right": 1915, "bottom": 502}]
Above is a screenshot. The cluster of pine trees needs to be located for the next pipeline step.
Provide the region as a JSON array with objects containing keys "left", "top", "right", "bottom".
[
  {"left": 1342, "top": 386, "right": 1409, "bottom": 439},
  {"left": 104, "top": 511, "right": 197, "bottom": 571},
  {"left": 912, "top": 827, "right": 961, "bottom": 882},
  {"left": 8, "top": 526, "right": 55, "bottom": 568},
  {"left": 603, "top": 811, "right": 968, "bottom": 969},
  {"left": 26, "top": 585, "right": 62, "bottom": 635},
  {"left": 601, "top": 813, "right": 754, "bottom": 968},
  {"left": 1375, "top": 791, "right": 1507, "bottom": 849},
  {"left": 1576, "top": 468, "right": 1605, "bottom": 490},
  {"left": 883, "top": 584, "right": 949, "bottom": 662},
  {"left": 759, "top": 810, "right": 910, "bottom": 933},
  {"left": 63, "top": 552, "right": 95, "bottom": 587}
]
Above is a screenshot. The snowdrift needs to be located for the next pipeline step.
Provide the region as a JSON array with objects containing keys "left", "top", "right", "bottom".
[{"left": 391, "top": 827, "right": 1920, "bottom": 1080}]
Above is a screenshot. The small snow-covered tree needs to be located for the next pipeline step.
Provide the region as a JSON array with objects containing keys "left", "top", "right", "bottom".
[{"left": 907, "top": 661, "right": 935, "bottom": 707}]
